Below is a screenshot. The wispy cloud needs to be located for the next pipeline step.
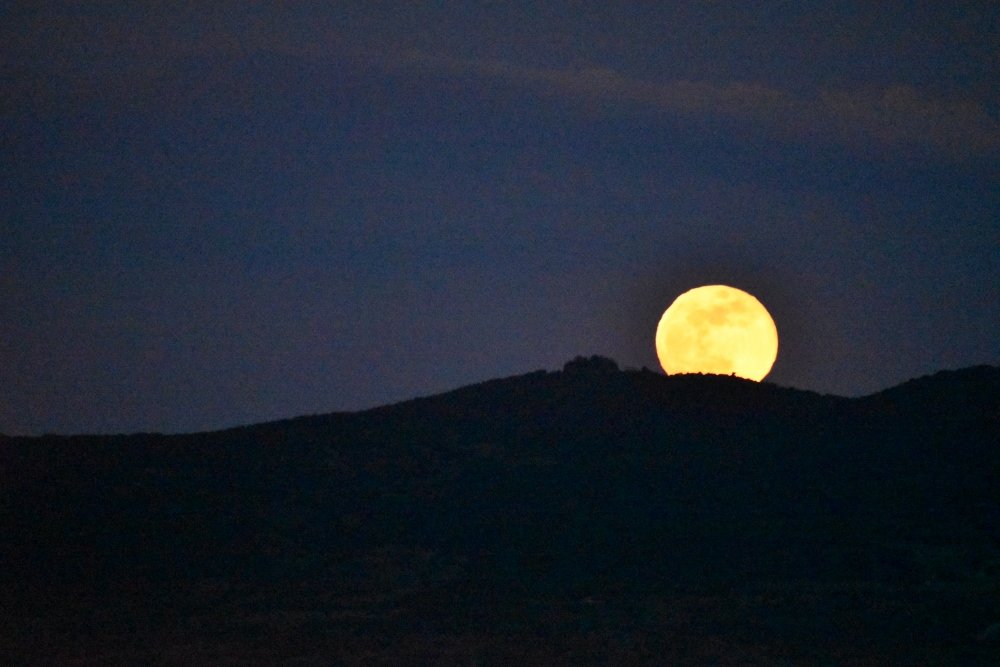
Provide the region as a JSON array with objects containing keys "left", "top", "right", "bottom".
[
  {"left": 6, "top": 11, "right": 997, "bottom": 161},
  {"left": 352, "top": 45, "right": 999, "bottom": 161},
  {"left": 813, "top": 86, "right": 1000, "bottom": 158}
]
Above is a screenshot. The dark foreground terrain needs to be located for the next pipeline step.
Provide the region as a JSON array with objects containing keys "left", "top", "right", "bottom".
[{"left": 2, "top": 360, "right": 998, "bottom": 664}]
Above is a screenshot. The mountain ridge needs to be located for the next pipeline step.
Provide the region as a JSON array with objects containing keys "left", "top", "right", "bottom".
[
  {"left": 4, "top": 362, "right": 995, "bottom": 440},
  {"left": 1, "top": 361, "right": 998, "bottom": 663}
]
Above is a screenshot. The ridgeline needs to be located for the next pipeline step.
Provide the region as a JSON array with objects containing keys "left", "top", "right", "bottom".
[{"left": 2, "top": 360, "right": 998, "bottom": 663}]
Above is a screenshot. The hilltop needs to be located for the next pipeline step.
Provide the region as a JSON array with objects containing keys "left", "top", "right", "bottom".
[{"left": 1, "top": 361, "right": 998, "bottom": 664}]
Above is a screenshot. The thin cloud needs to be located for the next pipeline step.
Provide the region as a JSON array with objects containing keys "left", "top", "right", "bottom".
[
  {"left": 6, "top": 13, "right": 997, "bottom": 161},
  {"left": 358, "top": 46, "right": 998, "bottom": 161},
  {"left": 814, "top": 86, "right": 1000, "bottom": 157}
]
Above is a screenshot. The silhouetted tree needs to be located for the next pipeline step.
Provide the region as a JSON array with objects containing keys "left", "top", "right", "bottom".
[{"left": 562, "top": 355, "right": 620, "bottom": 374}]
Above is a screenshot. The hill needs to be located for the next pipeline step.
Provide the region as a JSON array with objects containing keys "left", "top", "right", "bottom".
[{"left": 1, "top": 362, "right": 998, "bottom": 664}]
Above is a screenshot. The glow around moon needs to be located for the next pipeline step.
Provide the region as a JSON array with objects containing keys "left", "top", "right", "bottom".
[{"left": 655, "top": 285, "right": 778, "bottom": 381}]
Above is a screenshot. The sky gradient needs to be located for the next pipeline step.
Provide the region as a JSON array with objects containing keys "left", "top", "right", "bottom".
[{"left": 2, "top": 2, "right": 998, "bottom": 435}]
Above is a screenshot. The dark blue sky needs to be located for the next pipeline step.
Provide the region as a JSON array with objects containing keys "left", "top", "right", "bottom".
[{"left": 2, "top": 2, "right": 998, "bottom": 434}]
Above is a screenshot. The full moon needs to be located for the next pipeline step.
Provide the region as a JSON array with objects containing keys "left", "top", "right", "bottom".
[{"left": 655, "top": 284, "right": 778, "bottom": 381}]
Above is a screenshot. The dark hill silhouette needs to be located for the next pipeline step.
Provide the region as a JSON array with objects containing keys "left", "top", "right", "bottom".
[{"left": 1, "top": 363, "right": 998, "bottom": 664}]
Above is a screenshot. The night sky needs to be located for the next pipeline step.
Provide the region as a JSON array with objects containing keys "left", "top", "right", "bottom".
[{"left": 2, "top": 3, "right": 998, "bottom": 435}]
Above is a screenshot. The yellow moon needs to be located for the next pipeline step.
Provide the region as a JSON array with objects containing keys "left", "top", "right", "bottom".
[{"left": 655, "top": 284, "right": 778, "bottom": 381}]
